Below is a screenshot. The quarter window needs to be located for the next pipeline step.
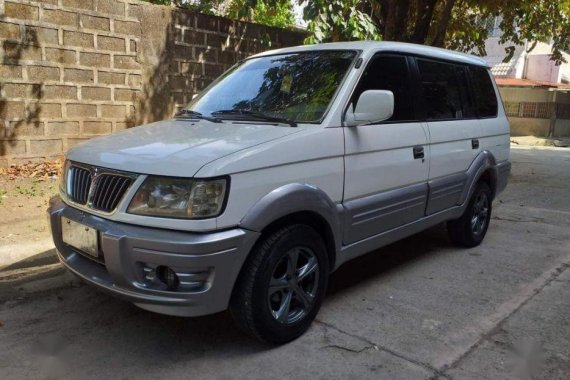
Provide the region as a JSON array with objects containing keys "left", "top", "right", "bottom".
[
  {"left": 469, "top": 66, "right": 498, "bottom": 117},
  {"left": 352, "top": 55, "right": 416, "bottom": 122},
  {"left": 418, "top": 59, "right": 475, "bottom": 120}
]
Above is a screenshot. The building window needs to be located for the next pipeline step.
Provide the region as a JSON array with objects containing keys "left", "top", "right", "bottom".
[
  {"left": 521, "top": 102, "right": 538, "bottom": 118},
  {"left": 477, "top": 16, "right": 501, "bottom": 38},
  {"left": 557, "top": 104, "right": 570, "bottom": 120},
  {"left": 504, "top": 102, "right": 520, "bottom": 117},
  {"left": 535, "top": 103, "right": 550, "bottom": 119},
  {"left": 508, "top": 102, "right": 552, "bottom": 119}
]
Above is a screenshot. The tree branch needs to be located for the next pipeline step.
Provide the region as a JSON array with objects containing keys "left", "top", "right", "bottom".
[
  {"left": 432, "top": 0, "right": 456, "bottom": 47},
  {"left": 410, "top": 0, "right": 438, "bottom": 44}
]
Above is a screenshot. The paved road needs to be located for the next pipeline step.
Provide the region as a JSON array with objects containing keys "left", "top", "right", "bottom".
[{"left": 1, "top": 146, "right": 569, "bottom": 379}]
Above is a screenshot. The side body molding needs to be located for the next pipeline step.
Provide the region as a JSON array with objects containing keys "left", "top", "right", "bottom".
[
  {"left": 239, "top": 183, "right": 343, "bottom": 254},
  {"left": 237, "top": 152, "right": 505, "bottom": 274},
  {"left": 425, "top": 150, "right": 499, "bottom": 215},
  {"left": 338, "top": 150, "right": 504, "bottom": 268}
]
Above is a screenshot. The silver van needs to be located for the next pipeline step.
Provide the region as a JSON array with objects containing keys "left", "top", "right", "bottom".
[{"left": 49, "top": 41, "right": 511, "bottom": 344}]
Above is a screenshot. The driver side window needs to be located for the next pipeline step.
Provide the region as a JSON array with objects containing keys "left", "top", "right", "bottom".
[{"left": 352, "top": 55, "right": 416, "bottom": 122}]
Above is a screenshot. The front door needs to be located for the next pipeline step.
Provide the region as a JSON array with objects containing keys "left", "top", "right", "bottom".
[{"left": 342, "top": 54, "right": 430, "bottom": 245}]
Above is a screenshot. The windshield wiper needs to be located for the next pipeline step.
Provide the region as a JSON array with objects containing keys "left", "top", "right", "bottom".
[
  {"left": 175, "top": 109, "right": 222, "bottom": 123},
  {"left": 211, "top": 109, "right": 297, "bottom": 127}
]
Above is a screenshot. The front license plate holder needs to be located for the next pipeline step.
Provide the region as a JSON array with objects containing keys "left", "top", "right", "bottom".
[{"left": 61, "top": 216, "right": 99, "bottom": 258}]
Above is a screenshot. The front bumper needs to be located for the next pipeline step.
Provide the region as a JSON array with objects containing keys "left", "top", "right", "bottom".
[{"left": 48, "top": 196, "right": 259, "bottom": 317}]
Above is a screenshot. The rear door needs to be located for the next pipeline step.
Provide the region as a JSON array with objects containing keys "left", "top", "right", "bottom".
[
  {"left": 469, "top": 66, "right": 510, "bottom": 163},
  {"left": 415, "top": 58, "right": 482, "bottom": 214},
  {"left": 342, "top": 54, "right": 430, "bottom": 244}
]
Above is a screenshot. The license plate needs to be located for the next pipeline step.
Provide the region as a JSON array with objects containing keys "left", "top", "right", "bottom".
[{"left": 61, "top": 217, "right": 99, "bottom": 258}]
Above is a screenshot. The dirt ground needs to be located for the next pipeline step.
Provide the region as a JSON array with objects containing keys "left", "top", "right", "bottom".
[
  {"left": 0, "top": 176, "right": 58, "bottom": 261},
  {"left": 510, "top": 135, "right": 570, "bottom": 148}
]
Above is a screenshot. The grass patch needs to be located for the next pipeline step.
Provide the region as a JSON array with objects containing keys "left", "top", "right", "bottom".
[{"left": 15, "top": 182, "right": 45, "bottom": 198}]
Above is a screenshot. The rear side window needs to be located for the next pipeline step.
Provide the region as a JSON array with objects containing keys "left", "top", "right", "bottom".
[
  {"left": 352, "top": 55, "right": 415, "bottom": 122},
  {"left": 470, "top": 66, "right": 498, "bottom": 118},
  {"left": 417, "top": 59, "right": 475, "bottom": 120}
]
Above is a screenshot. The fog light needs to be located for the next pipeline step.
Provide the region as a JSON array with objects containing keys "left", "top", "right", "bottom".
[{"left": 156, "top": 266, "right": 179, "bottom": 290}]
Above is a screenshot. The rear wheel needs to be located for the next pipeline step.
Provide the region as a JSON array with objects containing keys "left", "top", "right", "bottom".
[
  {"left": 230, "top": 224, "right": 328, "bottom": 344},
  {"left": 447, "top": 182, "right": 492, "bottom": 247}
]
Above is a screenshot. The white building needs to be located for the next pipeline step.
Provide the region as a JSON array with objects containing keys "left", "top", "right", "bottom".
[
  {"left": 482, "top": 17, "right": 570, "bottom": 84},
  {"left": 480, "top": 17, "right": 570, "bottom": 137}
]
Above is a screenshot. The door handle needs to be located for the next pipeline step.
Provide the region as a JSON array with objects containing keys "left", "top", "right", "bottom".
[
  {"left": 472, "top": 139, "right": 479, "bottom": 149},
  {"left": 413, "top": 146, "right": 424, "bottom": 159}
]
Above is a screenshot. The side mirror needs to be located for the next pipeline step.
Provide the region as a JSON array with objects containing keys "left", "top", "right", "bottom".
[{"left": 344, "top": 90, "right": 394, "bottom": 127}]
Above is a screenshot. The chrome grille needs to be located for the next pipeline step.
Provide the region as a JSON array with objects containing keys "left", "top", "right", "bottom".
[
  {"left": 65, "top": 162, "right": 136, "bottom": 213},
  {"left": 67, "top": 166, "right": 91, "bottom": 204},
  {"left": 91, "top": 174, "right": 133, "bottom": 212}
]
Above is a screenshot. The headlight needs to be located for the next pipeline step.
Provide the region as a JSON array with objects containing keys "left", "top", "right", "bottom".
[
  {"left": 60, "top": 159, "right": 70, "bottom": 193},
  {"left": 127, "top": 176, "right": 228, "bottom": 219}
]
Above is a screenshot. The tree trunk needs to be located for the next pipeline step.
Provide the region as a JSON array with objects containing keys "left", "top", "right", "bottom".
[
  {"left": 393, "top": 0, "right": 411, "bottom": 41},
  {"left": 432, "top": 0, "right": 456, "bottom": 47},
  {"left": 382, "top": 0, "right": 399, "bottom": 41},
  {"left": 410, "top": 0, "right": 438, "bottom": 44},
  {"left": 331, "top": 28, "right": 341, "bottom": 42},
  {"left": 377, "top": 0, "right": 411, "bottom": 42}
]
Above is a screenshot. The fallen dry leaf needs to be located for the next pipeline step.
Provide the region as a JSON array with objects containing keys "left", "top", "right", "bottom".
[{"left": 0, "top": 158, "right": 63, "bottom": 180}]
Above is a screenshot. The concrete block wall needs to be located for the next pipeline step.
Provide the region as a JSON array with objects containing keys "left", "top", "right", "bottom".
[{"left": 0, "top": 0, "right": 307, "bottom": 166}]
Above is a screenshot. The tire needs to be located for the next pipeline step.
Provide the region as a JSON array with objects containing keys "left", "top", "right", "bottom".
[
  {"left": 230, "top": 224, "right": 329, "bottom": 344},
  {"left": 447, "top": 182, "right": 492, "bottom": 247}
]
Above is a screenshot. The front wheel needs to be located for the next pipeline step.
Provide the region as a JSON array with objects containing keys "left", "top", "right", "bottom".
[
  {"left": 230, "top": 224, "right": 329, "bottom": 344},
  {"left": 447, "top": 182, "right": 492, "bottom": 247}
]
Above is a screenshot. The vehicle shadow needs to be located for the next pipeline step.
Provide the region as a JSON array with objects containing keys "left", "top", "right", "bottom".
[
  {"left": 327, "top": 223, "right": 450, "bottom": 296},
  {"left": 0, "top": 248, "right": 58, "bottom": 273},
  {"left": 8, "top": 223, "right": 454, "bottom": 372}
]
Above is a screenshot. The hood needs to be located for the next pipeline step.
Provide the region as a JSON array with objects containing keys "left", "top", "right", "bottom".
[{"left": 67, "top": 119, "right": 302, "bottom": 176}]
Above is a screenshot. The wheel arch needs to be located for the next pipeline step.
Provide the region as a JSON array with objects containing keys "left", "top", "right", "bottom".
[
  {"left": 478, "top": 168, "right": 497, "bottom": 199},
  {"left": 239, "top": 183, "right": 342, "bottom": 272},
  {"left": 459, "top": 150, "right": 499, "bottom": 205}
]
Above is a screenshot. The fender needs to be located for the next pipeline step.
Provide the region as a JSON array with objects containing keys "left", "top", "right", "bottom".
[
  {"left": 239, "top": 183, "right": 343, "bottom": 254},
  {"left": 458, "top": 150, "right": 498, "bottom": 206}
]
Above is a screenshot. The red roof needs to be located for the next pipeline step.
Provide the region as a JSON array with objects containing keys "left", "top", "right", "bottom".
[{"left": 495, "top": 78, "right": 570, "bottom": 89}]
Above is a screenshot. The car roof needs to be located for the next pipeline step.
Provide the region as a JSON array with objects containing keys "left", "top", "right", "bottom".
[{"left": 250, "top": 41, "right": 488, "bottom": 67}]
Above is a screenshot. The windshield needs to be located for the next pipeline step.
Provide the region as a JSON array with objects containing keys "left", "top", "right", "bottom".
[{"left": 187, "top": 50, "right": 357, "bottom": 123}]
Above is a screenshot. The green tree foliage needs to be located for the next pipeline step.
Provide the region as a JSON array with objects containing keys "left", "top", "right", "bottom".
[
  {"left": 140, "top": 0, "right": 224, "bottom": 14},
  {"left": 302, "top": 0, "right": 379, "bottom": 43},
  {"left": 228, "top": 0, "right": 295, "bottom": 28},
  {"left": 139, "top": 0, "right": 569, "bottom": 62},
  {"left": 303, "top": 0, "right": 570, "bottom": 63},
  {"left": 494, "top": 1, "right": 570, "bottom": 63},
  {"left": 141, "top": 0, "right": 296, "bottom": 28}
]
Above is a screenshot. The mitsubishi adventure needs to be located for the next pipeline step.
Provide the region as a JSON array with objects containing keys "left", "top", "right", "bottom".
[{"left": 48, "top": 41, "right": 511, "bottom": 344}]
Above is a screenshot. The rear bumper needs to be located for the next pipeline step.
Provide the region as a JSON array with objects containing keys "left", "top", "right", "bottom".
[
  {"left": 496, "top": 160, "right": 511, "bottom": 196},
  {"left": 48, "top": 196, "right": 259, "bottom": 317}
]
